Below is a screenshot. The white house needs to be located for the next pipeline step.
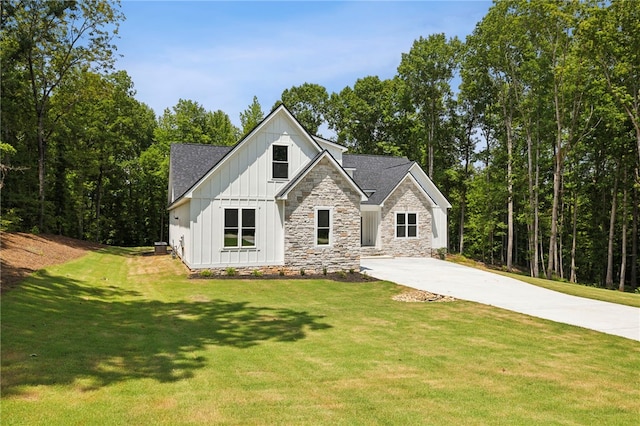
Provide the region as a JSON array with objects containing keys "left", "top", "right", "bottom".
[{"left": 168, "top": 105, "right": 451, "bottom": 273}]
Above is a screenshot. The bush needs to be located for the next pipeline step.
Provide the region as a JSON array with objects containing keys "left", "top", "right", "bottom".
[
  {"left": 225, "top": 267, "right": 236, "bottom": 276},
  {"left": 323, "top": 266, "right": 327, "bottom": 276},
  {"left": 300, "top": 268, "right": 306, "bottom": 276},
  {"left": 199, "top": 270, "right": 213, "bottom": 278},
  {"left": 252, "top": 269, "right": 263, "bottom": 277}
]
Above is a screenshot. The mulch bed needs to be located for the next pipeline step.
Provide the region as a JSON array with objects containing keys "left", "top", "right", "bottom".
[{"left": 189, "top": 271, "right": 378, "bottom": 283}]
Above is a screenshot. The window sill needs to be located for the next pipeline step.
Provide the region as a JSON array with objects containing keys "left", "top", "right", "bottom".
[{"left": 221, "top": 247, "right": 259, "bottom": 252}]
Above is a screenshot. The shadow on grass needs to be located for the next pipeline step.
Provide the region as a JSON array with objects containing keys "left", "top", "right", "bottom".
[{"left": 1, "top": 270, "right": 331, "bottom": 396}]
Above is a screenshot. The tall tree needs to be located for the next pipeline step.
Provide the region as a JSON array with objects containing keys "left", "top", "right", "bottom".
[
  {"left": 273, "top": 83, "right": 329, "bottom": 135},
  {"left": 240, "top": 96, "right": 264, "bottom": 136},
  {"left": 398, "top": 33, "right": 461, "bottom": 178},
  {"left": 1, "top": 0, "right": 124, "bottom": 230}
]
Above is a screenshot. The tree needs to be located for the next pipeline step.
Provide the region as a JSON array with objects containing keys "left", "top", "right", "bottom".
[
  {"left": 581, "top": 0, "right": 640, "bottom": 180},
  {"left": 240, "top": 96, "right": 264, "bottom": 136},
  {"left": 273, "top": 83, "right": 329, "bottom": 135},
  {"left": 398, "top": 34, "right": 461, "bottom": 178},
  {"left": 1, "top": 0, "right": 124, "bottom": 230},
  {"left": 155, "top": 99, "right": 239, "bottom": 147},
  {"left": 326, "top": 76, "right": 406, "bottom": 155}
]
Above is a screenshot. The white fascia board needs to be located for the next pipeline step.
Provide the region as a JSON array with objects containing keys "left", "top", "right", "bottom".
[
  {"left": 409, "top": 164, "right": 452, "bottom": 209},
  {"left": 276, "top": 151, "right": 368, "bottom": 202},
  {"left": 380, "top": 173, "right": 437, "bottom": 208},
  {"left": 167, "top": 196, "right": 190, "bottom": 211},
  {"left": 314, "top": 136, "right": 348, "bottom": 152}
]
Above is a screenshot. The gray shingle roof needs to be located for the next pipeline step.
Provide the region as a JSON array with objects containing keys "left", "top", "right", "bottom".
[
  {"left": 169, "top": 143, "right": 232, "bottom": 203},
  {"left": 342, "top": 154, "right": 414, "bottom": 205}
]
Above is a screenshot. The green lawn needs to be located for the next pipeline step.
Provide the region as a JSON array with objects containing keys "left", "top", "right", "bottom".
[{"left": 2, "top": 248, "right": 639, "bottom": 425}]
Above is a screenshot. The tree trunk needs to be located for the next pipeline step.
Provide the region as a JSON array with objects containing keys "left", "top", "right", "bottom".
[
  {"left": 503, "top": 103, "right": 514, "bottom": 272},
  {"left": 605, "top": 172, "right": 618, "bottom": 289},
  {"left": 632, "top": 183, "right": 638, "bottom": 290},
  {"left": 570, "top": 192, "right": 578, "bottom": 283},
  {"left": 547, "top": 151, "right": 562, "bottom": 279},
  {"left": 619, "top": 171, "right": 627, "bottom": 292}
]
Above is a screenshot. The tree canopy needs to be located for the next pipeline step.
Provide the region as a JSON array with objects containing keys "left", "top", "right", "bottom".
[{"left": 1, "top": 0, "right": 637, "bottom": 290}]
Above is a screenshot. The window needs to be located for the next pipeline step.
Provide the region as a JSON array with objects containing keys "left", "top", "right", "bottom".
[
  {"left": 272, "top": 145, "right": 288, "bottom": 179},
  {"left": 316, "top": 208, "right": 331, "bottom": 246},
  {"left": 224, "top": 209, "right": 256, "bottom": 248},
  {"left": 396, "top": 212, "right": 417, "bottom": 238}
]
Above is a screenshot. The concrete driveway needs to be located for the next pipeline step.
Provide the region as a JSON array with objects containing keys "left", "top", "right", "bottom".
[{"left": 361, "top": 257, "right": 640, "bottom": 341}]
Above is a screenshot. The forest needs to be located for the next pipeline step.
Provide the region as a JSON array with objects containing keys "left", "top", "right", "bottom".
[{"left": 1, "top": 0, "right": 638, "bottom": 290}]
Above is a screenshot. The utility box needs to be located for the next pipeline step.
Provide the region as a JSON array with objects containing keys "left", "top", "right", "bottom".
[{"left": 154, "top": 242, "right": 168, "bottom": 255}]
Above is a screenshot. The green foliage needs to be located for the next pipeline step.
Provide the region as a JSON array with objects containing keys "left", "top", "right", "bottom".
[
  {"left": 274, "top": 83, "right": 329, "bottom": 135},
  {"left": 240, "top": 95, "right": 264, "bottom": 136},
  {"left": 199, "top": 270, "right": 213, "bottom": 278},
  {"left": 225, "top": 267, "right": 237, "bottom": 277},
  {"left": 251, "top": 269, "right": 263, "bottom": 277}
]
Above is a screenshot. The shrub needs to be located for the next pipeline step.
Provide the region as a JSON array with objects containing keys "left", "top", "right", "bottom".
[
  {"left": 279, "top": 269, "right": 285, "bottom": 276},
  {"left": 436, "top": 247, "right": 447, "bottom": 260},
  {"left": 300, "top": 268, "right": 306, "bottom": 276},
  {"left": 338, "top": 270, "right": 347, "bottom": 278},
  {"left": 323, "top": 266, "right": 327, "bottom": 276},
  {"left": 349, "top": 268, "right": 355, "bottom": 274},
  {"left": 225, "top": 267, "right": 236, "bottom": 276},
  {"left": 252, "top": 269, "right": 263, "bottom": 277},
  {"left": 199, "top": 270, "right": 213, "bottom": 278}
]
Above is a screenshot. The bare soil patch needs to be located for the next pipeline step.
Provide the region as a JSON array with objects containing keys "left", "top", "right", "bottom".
[{"left": 0, "top": 232, "right": 104, "bottom": 292}]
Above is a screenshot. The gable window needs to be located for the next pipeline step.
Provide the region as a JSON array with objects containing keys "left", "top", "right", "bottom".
[
  {"left": 396, "top": 212, "right": 418, "bottom": 238},
  {"left": 224, "top": 208, "right": 256, "bottom": 247},
  {"left": 272, "top": 145, "right": 288, "bottom": 179},
  {"left": 316, "top": 208, "right": 332, "bottom": 246}
]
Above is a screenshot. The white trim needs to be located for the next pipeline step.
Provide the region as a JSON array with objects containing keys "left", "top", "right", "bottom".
[
  {"left": 271, "top": 143, "right": 290, "bottom": 181},
  {"left": 408, "top": 164, "right": 452, "bottom": 209},
  {"left": 380, "top": 173, "right": 436, "bottom": 208},
  {"left": 314, "top": 206, "right": 333, "bottom": 248}
]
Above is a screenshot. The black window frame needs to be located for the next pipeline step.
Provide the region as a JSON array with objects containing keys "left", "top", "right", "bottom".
[
  {"left": 272, "top": 145, "right": 288, "bottom": 179},
  {"left": 396, "top": 212, "right": 418, "bottom": 239},
  {"left": 224, "top": 208, "right": 256, "bottom": 248}
]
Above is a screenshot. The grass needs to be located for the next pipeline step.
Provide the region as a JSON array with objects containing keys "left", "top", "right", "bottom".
[
  {"left": 2, "top": 248, "right": 639, "bottom": 425},
  {"left": 448, "top": 254, "right": 640, "bottom": 308}
]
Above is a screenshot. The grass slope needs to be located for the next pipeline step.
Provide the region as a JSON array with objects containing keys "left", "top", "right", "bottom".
[{"left": 2, "top": 248, "right": 639, "bottom": 425}]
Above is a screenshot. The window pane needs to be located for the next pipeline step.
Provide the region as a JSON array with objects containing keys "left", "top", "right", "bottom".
[
  {"left": 317, "top": 229, "right": 330, "bottom": 245},
  {"left": 225, "top": 209, "right": 238, "bottom": 227},
  {"left": 396, "top": 225, "right": 406, "bottom": 238},
  {"left": 273, "top": 162, "right": 288, "bottom": 179},
  {"left": 241, "top": 229, "right": 255, "bottom": 246},
  {"left": 408, "top": 213, "right": 417, "bottom": 225},
  {"left": 242, "top": 209, "right": 255, "bottom": 227},
  {"left": 408, "top": 225, "right": 417, "bottom": 237},
  {"left": 224, "top": 229, "right": 238, "bottom": 247},
  {"left": 396, "top": 213, "right": 406, "bottom": 225},
  {"left": 317, "top": 209, "right": 330, "bottom": 228},
  {"left": 273, "top": 145, "right": 288, "bottom": 161}
]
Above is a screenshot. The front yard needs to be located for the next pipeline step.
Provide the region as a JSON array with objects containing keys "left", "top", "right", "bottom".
[{"left": 2, "top": 247, "right": 639, "bottom": 425}]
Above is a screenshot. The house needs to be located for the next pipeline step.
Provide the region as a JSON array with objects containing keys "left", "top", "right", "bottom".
[{"left": 167, "top": 105, "right": 451, "bottom": 273}]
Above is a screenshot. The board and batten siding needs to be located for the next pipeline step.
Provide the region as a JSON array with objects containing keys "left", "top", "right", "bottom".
[{"left": 185, "top": 113, "right": 320, "bottom": 269}]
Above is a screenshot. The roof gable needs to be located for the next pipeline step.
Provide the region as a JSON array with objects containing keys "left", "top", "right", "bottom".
[
  {"left": 168, "top": 105, "right": 327, "bottom": 209},
  {"left": 276, "top": 151, "right": 367, "bottom": 202}
]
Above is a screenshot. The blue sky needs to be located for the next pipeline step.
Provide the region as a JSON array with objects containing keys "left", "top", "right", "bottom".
[{"left": 116, "top": 1, "right": 492, "bottom": 128}]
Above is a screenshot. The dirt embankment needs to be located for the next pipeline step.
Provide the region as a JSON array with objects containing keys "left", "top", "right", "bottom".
[{"left": 0, "top": 232, "right": 104, "bottom": 292}]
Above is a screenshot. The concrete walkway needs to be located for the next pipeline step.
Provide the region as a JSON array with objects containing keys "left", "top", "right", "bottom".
[{"left": 361, "top": 257, "right": 640, "bottom": 341}]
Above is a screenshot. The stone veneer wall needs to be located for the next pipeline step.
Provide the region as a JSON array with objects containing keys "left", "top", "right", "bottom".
[
  {"left": 379, "top": 176, "right": 433, "bottom": 257},
  {"left": 283, "top": 157, "right": 362, "bottom": 274}
]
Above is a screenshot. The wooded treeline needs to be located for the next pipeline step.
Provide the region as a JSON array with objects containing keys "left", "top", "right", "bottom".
[{"left": 1, "top": 0, "right": 638, "bottom": 290}]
